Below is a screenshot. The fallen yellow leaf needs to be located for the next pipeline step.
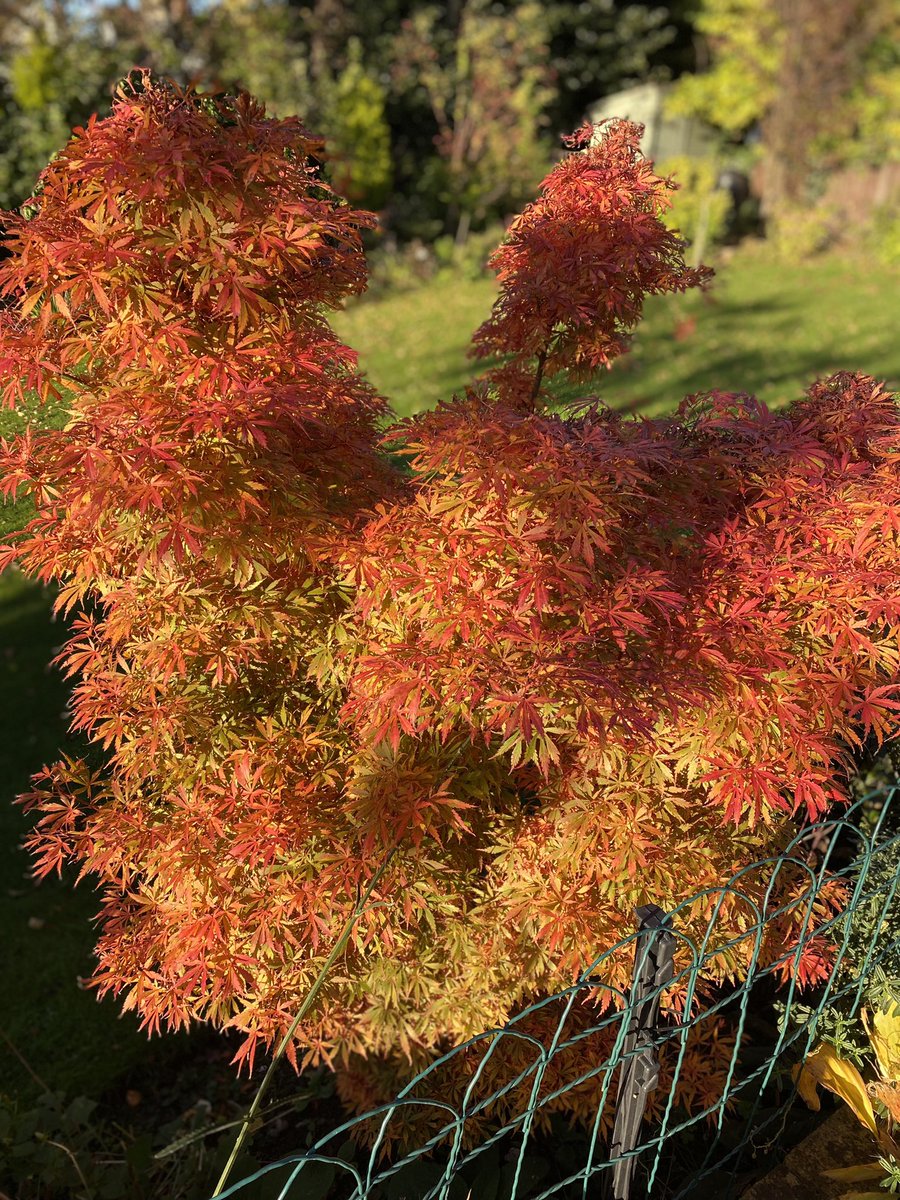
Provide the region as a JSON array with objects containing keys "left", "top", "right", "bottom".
[
  {"left": 839, "top": 1193, "right": 891, "bottom": 1199},
  {"left": 822, "top": 1163, "right": 885, "bottom": 1182},
  {"left": 793, "top": 1043, "right": 877, "bottom": 1134}
]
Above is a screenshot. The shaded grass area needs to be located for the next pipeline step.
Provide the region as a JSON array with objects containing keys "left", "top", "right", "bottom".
[
  {"left": 0, "top": 394, "right": 68, "bottom": 540},
  {"left": 0, "top": 569, "right": 190, "bottom": 1104},
  {"left": 333, "top": 249, "right": 900, "bottom": 419},
  {"left": 608, "top": 251, "right": 900, "bottom": 417}
]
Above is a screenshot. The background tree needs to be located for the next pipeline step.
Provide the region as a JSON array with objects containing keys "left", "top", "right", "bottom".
[
  {"left": 99, "top": 0, "right": 208, "bottom": 81},
  {"left": 814, "top": 0, "right": 900, "bottom": 213},
  {"left": 0, "top": 0, "right": 708, "bottom": 233},
  {"left": 670, "top": 0, "right": 900, "bottom": 218},
  {"left": 208, "top": 0, "right": 312, "bottom": 119},
  {"left": 0, "top": 0, "right": 211, "bottom": 209},
  {"left": 546, "top": 0, "right": 694, "bottom": 134},
  {"left": 302, "top": 0, "right": 356, "bottom": 84},
  {"left": 0, "top": 4, "right": 123, "bottom": 208},
  {"left": 762, "top": 0, "right": 887, "bottom": 212},
  {"left": 667, "top": 0, "right": 780, "bottom": 138},
  {"left": 392, "top": 0, "right": 554, "bottom": 243},
  {"left": 322, "top": 38, "right": 393, "bottom": 210}
]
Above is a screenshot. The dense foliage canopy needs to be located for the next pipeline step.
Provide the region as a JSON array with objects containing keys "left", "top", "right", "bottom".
[{"left": 1, "top": 79, "right": 898, "bottom": 1124}]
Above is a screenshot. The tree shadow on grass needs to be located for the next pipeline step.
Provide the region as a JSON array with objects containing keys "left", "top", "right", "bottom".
[
  {"left": 0, "top": 569, "right": 194, "bottom": 1104},
  {"left": 431, "top": 294, "right": 822, "bottom": 419}
]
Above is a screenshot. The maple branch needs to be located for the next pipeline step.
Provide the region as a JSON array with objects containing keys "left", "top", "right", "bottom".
[
  {"left": 46, "top": 1142, "right": 95, "bottom": 1200},
  {"left": 530, "top": 347, "right": 548, "bottom": 402},
  {"left": 212, "top": 846, "right": 398, "bottom": 1198},
  {"left": 0, "top": 1027, "right": 51, "bottom": 1093}
]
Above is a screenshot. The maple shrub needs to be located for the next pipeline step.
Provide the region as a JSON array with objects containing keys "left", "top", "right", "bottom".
[{"left": 2, "top": 79, "right": 900, "bottom": 1130}]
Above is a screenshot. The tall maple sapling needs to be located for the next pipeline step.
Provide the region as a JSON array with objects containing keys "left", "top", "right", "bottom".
[{"left": 1, "top": 77, "right": 899, "bottom": 1132}]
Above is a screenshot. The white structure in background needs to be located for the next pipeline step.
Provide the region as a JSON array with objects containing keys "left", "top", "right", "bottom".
[{"left": 587, "top": 81, "right": 716, "bottom": 162}]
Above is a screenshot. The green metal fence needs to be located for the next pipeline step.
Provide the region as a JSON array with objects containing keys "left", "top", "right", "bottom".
[{"left": 216, "top": 785, "right": 900, "bottom": 1200}]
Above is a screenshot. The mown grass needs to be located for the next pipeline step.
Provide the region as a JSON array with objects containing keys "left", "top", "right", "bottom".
[
  {"left": 1, "top": 247, "right": 898, "bottom": 1104},
  {"left": 0, "top": 570, "right": 172, "bottom": 1103},
  {"left": 333, "top": 248, "right": 900, "bottom": 418},
  {"left": 0, "top": 395, "right": 68, "bottom": 540}
]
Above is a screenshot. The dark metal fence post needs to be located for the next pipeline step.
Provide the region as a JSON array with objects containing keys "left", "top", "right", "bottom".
[{"left": 606, "top": 903, "right": 676, "bottom": 1200}]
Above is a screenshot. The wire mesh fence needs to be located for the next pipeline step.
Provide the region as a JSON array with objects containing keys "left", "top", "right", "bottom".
[{"left": 217, "top": 785, "right": 900, "bottom": 1200}]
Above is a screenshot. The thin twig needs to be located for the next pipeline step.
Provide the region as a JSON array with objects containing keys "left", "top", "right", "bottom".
[
  {"left": 0, "top": 1026, "right": 52, "bottom": 1093},
  {"left": 530, "top": 348, "right": 548, "bottom": 402},
  {"left": 46, "top": 1139, "right": 95, "bottom": 1199},
  {"left": 212, "top": 847, "right": 398, "bottom": 1197},
  {"left": 155, "top": 1095, "right": 310, "bottom": 1159}
]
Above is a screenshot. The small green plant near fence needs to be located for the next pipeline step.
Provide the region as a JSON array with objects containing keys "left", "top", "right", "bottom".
[{"left": 215, "top": 786, "right": 900, "bottom": 1200}]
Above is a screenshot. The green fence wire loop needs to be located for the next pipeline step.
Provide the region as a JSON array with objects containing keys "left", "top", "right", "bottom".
[{"left": 215, "top": 786, "right": 900, "bottom": 1200}]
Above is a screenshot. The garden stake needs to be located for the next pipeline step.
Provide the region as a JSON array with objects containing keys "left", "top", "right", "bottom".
[{"left": 606, "top": 904, "right": 676, "bottom": 1200}]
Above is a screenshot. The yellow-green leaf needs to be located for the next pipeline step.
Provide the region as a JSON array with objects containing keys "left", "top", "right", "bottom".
[
  {"left": 864, "top": 1002, "right": 900, "bottom": 1082},
  {"left": 793, "top": 1043, "right": 877, "bottom": 1134}
]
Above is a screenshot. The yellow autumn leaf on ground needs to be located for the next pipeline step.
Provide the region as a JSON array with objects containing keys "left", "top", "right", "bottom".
[
  {"left": 864, "top": 1003, "right": 900, "bottom": 1081},
  {"left": 838, "top": 1193, "right": 893, "bottom": 1199},
  {"left": 822, "top": 1164, "right": 886, "bottom": 1182},
  {"left": 794, "top": 1043, "right": 877, "bottom": 1133}
]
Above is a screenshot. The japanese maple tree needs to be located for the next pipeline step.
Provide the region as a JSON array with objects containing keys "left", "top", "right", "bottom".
[{"left": 2, "top": 77, "right": 899, "bottom": 1131}]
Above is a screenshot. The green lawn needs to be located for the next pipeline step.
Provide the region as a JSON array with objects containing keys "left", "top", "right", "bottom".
[
  {"left": 0, "top": 394, "right": 69, "bottom": 539},
  {"left": 1, "top": 247, "right": 898, "bottom": 1107},
  {"left": 0, "top": 570, "right": 184, "bottom": 1104},
  {"left": 334, "top": 249, "right": 900, "bottom": 418}
]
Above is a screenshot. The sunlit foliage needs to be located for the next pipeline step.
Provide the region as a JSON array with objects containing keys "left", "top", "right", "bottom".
[{"left": 1, "top": 82, "right": 898, "bottom": 1125}]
